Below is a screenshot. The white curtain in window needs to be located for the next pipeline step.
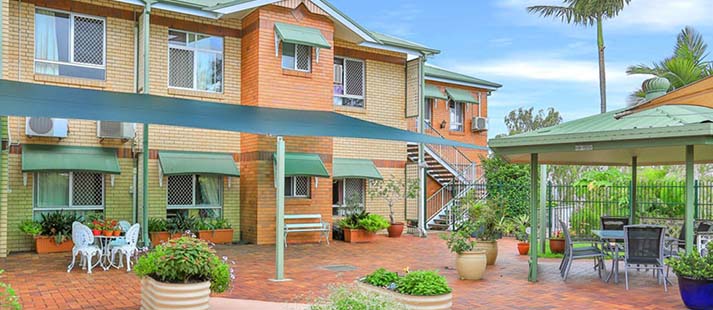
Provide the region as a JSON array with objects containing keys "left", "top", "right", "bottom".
[
  {"left": 35, "top": 10, "right": 60, "bottom": 75},
  {"left": 198, "top": 175, "right": 221, "bottom": 206},
  {"left": 36, "top": 172, "right": 69, "bottom": 207}
]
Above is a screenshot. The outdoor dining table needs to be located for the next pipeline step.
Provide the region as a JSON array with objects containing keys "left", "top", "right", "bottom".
[
  {"left": 591, "top": 229, "right": 625, "bottom": 284},
  {"left": 94, "top": 235, "right": 123, "bottom": 271}
]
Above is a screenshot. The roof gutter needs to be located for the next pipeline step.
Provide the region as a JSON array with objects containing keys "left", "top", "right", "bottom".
[
  {"left": 115, "top": 0, "right": 222, "bottom": 19},
  {"left": 425, "top": 76, "right": 500, "bottom": 91}
]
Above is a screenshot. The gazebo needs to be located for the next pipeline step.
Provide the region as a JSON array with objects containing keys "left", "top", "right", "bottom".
[{"left": 489, "top": 77, "right": 713, "bottom": 282}]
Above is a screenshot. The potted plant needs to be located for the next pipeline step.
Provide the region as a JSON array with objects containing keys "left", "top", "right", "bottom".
[
  {"left": 18, "top": 220, "right": 42, "bottom": 251},
  {"left": 665, "top": 243, "right": 713, "bottom": 310},
  {"left": 312, "top": 284, "right": 406, "bottom": 310},
  {"left": 167, "top": 213, "right": 199, "bottom": 239},
  {"left": 468, "top": 199, "right": 504, "bottom": 265},
  {"left": 339, "top": 211, "right": 390, "bottom": 243},
  {"left": 89, "top": 221, "right": 101, "bottom": 236},
  {"left": 368, "top": 177, "right": 419, "bottom": 238},
  {"left": 134, "top": 237, "right": 233, "bottom": 309},
  {"left": 441, "top": 221, "right": 487, "bottom": 280},
  {"left": 85, "top": 213, "right": 103, "bottom": 236},
  {"left": 549, "top": 230, "right": 565, "bottom": 254},
  {"left": 24, "top": 212, "right": 79, "bottom": 254},
  {"left": 358, "top": 268, "right": 452, "bottom": 309},
  {"left": 513, "top": 214, "right": 530, "bottom": 255},
  {"left": 148, "top": 218, "right": 170, "bottom": 247},
  {"left": 113, "top": 226, "right": 122, "bottom": 236},
  {"left": 197, "top": 218, "right": 234, "bottom": 244}
]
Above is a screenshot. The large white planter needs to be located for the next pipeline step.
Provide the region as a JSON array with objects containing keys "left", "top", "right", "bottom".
[
  {"left": 455, "top": 250, "right": 487, "bottom": 280},
  {"left": 475, "top": 240, "right": 498, "bottom": 265},
  {"left": 356, "top": 281, "right": 452, "bottom": 310},
  {"left": 141, "top": 277, "right": 211, "bottom": 310}
]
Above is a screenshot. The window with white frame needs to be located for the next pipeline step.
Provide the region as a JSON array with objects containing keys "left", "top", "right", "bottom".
[
  {"left": 282, "top": 42, "right": 311, "bottom": 72},
  {"left": 285, "top": 176, "right": 310, "bottom": 198},
  {"left": 167, "top": 175, "right": 223, "bottom": 218},
  {"left": 34, "top": 8, "right": 106, "bottom": 80},
  {"left": 168, "top": 30, "right": 224, "bottom": 92},
  {"left": 333, "top": 57, "right": 365, "bottom": 107},
  {"left": 449, "top": 100, "right": 464, "bottom": 131},
  {"left": 33, "top": 172, "right": 104, "bottom": 219},
  {"left": 425, "top": 98, "right": 433, "bottom": 124}
]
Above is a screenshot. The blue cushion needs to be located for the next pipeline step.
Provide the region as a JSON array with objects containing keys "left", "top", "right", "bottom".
[{"left": 110, "top": 238, "right": 127, "bottom": 246}]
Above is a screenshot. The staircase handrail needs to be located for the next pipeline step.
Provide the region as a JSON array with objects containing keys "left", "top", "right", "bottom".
[
  {"left": 426, "top": 176, "right": 486, "bottom": 225},
  {"left": 421, "top": 121, "right": 478, "bottom": 183}
]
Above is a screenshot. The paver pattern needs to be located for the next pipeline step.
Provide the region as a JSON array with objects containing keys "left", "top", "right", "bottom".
[{"left": 1, "top": 235, "right": 684, "bottom": 309}]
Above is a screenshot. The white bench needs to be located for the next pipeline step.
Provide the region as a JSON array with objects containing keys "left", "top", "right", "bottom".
[{"left": 284, "top": 214, "right": 330, "bottom": 246}]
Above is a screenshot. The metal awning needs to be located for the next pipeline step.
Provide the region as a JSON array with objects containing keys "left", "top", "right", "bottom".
[
  {"left": 274, "top": 22, "right": 331, "bottom": 49},
  {"left": 275, "top": 153, "right": 329, "bottom": 177},
  {"left": 333, "top": 158, "right": 382, "bottom": 179},
  {"left": 22, "top": 144, "right": 121, "bottom": 174},
  {"left": 445, "top": 87, "right": 478, "bottom": 104},
  {"left": 424, "top": 84, "right": 447, "bottom": 100},
  {"left": 158, "top": 151, "right": 239, "bottom": 177},
  {"left": 0, "top": 80, "right": 484, "bottom": 150}
]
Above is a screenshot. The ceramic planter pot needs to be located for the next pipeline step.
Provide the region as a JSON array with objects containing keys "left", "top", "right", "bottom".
[
  {"left": 387, "top": 223, "right": 404, "bottom": 238},
  {"left": 677, "top": 276, "right": 713, "bottom": 310},
  {"left": 102, "top": 230, "right": 113, "bottom": 237},
  {"left": 113, "top": 230, "right": 121, "bottom": 236},
  {"left": 198, "top": 229, "right": 234, "bottom": 244},
  {"left": 455, "top": 250, "right": 487, "bottom": 280},
  {"left": 343, "top": 228, "right": 375, "bottom": 243},
  {"left": 549, "top": 239, "right": 565, "bottom": 254},
  {"left": 35, "top": 236, "right": 74, "bottom": 254},
  {"left": 475, "top": 240, "right": 498, "bottom": 265},
  {"left": 517, "top": 242, "right": 530, "bottom": 255},
  {"left": 141, "top": 277, "right": 210, "bottom": 310},
  {"left": 92, "top": 229, "right": 101, "bottom": 236},
  {"left": 357, "top": 281, "right": 452, "bottom": 310},
  {"left": 149, "top": 232, "right": 171, "bottom": 247}
]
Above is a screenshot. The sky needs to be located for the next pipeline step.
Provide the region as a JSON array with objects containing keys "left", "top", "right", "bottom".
[{"left": 330, "top": 0, "right": 713, "bottom": 138}]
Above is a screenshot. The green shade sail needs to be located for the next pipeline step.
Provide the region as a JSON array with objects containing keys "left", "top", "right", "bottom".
[
  {"left": 22, "top": 144, "right": 120, "bottom": 174},
  {"left": 424, "top": 84, "right": 447, "bottom": 100},
  {"left": 274, "top": 22, "right": 331, "bottom": 49},
  {"left": 275, "top": 152, "right": 329, "bottom": 177},
  {"left": 333, "top": 158, "right": 382, "bottom": 179},
  {"left": 445, "top": 87, "right": 479, "bottom": 104},
  {"left": 158, "top": 151, "right": 239, "bottom": 176}
]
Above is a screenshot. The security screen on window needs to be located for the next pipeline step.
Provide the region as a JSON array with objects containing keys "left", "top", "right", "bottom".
[
  {"left": 333, "top": 57, "right": 365, "bottom": 107},
  {"left": 282, "top": 42, "right": 311, "bottom": 72},
  {"left": 168, "top": 30, "right": 224, "bottom": 92}
]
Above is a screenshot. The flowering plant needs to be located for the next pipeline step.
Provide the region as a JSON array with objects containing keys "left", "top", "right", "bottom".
[{"left": 551, "top": 230, "right": 564, "bottom": 240}]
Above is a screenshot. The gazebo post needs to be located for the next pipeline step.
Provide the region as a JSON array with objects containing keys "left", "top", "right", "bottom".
[
  {"left": 630, "top": 156, "right": 637, "bottom": 224},
  {"left": 273, "top": 136, "right": 287, "bottom": 281},
  {"left": 539, "top": 164, "right": 547, "bottom": 254},
  {"left": 685, "top": 145, "right": 695, "bottom": 253},
  {"left": 528, "top": 153, "right": 539, "bottom": 282}
]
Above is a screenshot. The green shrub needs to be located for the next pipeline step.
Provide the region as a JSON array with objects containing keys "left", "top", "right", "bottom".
[
  {"left": 197, "top": 218, "right": 232, "bottom": 230},
  {"left": 364, "top": 268, "right": 399, "bottom": 287},
  {"left": 134, "top": 237, "right": 233, "bottom": 293},
  {"left": 19, "top": 220, "right": 42, "bottom": 237},
  {"left": 39, "top": 211, "right": 81, "bottom": 244},
  {"left": 0, "top": 270, "right": 20, "bottom": 310},
  {"left": 358, "top": 214, "right": 390, "bottom": 232},
  {"left": 148, "top": 218, "right": 167, "bottom": 232},
  {"left": 311, "top": 285, "right": 406, "bottom": 310},
  {"left": 396, "top": 270, "right": 451, "bottom": 296},
  {"left": 665, "top": 243, "right": 713, "bottom": 280},
  {"left": 441, "top": 222, "right": 476, "bottom": 254}
]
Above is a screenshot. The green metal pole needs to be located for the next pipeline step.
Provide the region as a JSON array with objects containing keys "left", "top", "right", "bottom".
[
  {"left": 685, "top": 145, "right": 694, "bottom": 253},
  {"left": 140, "top": 2, "right": 151, "bottom": 246},
  {"left": 274, "top": 136, "right": 286, "bottom": 280},
  {"left": 694, "top": 180, "right": 699, "bottom": 220},
  {"left": 631, "top": 156, "right": 637, "bottom": 224},
  {"left": 539, "top": 165, "right": 547, "bottom": 254},
  {"left": 417, "top": 55, "right": 427, "bottom": 238},
  {"left": 528, "top": 153, "right": 539, "bottom": 282}
]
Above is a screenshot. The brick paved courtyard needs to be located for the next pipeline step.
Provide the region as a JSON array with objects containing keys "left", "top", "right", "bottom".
[{"left": 1, "top": 235, "right": 684, "bottom": 309}]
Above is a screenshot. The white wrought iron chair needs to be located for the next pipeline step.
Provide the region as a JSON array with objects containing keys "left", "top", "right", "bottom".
[
  {"left": 110, "top": 220, "right": 132, "bottom": 248},
  {"left": 110, "top": 223, "right": 140, "bottom": 271},
  {"left": 67, "top": 222, "right": 101, "bottom": 274},
  {"left": 698, "top": 233, "right": 713, "bottom": 256}
]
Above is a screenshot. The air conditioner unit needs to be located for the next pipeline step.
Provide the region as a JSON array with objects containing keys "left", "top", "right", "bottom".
[
  {"left": 25, "top": 117, "right": 68, "bottom": 138},
  {"left": 471, "top": 117, "right": 488, "bottom": 132},
  {"left": 97, "top": 121, "right": 136, "bottom": 139}
]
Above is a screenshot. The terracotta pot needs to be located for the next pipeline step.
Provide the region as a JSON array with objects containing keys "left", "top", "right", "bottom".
[
  {"left": 197, "top": 229, "right": 234, "bottom": 244},
  {"left": 475, "top": 240, "right": 498, "bottom": 265},
  {"left": 102, "top": 230, "right": 113, "bottom": 237},
  {"left": 343, "top": 228, "right": 375, "bottom": 243},
  {"left": 35, "top": 236, "right": 74, "bottom": 254},
  {"left": 149, "top": 232, "right": 171, "bottom": 247},
  {"left": 456, "top": 250, "right": 487, "bottom": 280},
  {"left": 92, "top": 229, "right": 101, "bottom": 236},
  {"left": 141, "top": 276, "right": 210, "bottom": 310},
  {"left": 387, "top": 222, "right": 404, "bottom": 238},
  {"left": 517, "top": 242, "right": 530, "bottom": 255},
  {"left": 170, "top": 233, "right": 184, "bottom": 239},
  {"left": 113, "top": 230, "right": 121, "bottom": 236},
  {"left": 550, "top": 239, "right": 565, "bottom": 254},
  {"left": 357, "top": 281, "right": 452, "bottom": 310}
]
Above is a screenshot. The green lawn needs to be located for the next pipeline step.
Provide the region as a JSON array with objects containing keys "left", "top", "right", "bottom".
[{"left": 530, "top": 240, "right": 603, "bottom": 259}]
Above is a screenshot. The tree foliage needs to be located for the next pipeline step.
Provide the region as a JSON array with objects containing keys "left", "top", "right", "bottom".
[{"left": 503, "top": 107, "right": 562, "bottom": 136}]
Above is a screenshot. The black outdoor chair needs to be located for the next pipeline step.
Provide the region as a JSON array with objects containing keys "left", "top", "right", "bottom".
[
  {"left": 559, "top": 220, "right": 605, "bottom": 281},
  {"left": 600, "top": 216, "right": 629, "bottom": 230},
  {"left": 668, "top": 222, "right": 713, "bottom": 255},
  {"left": 623, "top": 225, "right": 667, "bottom": 292}
]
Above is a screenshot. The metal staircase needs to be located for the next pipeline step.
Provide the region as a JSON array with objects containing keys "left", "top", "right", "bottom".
[{"left": 406, "top": 121, "right": 486, "bottom": 231}]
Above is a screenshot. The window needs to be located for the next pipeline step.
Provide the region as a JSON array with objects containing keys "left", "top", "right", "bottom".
[
  {"left": 425, "top": 98, "right": 433, "bottom": 124},
  {"left": 33, "top": 172, "right": 104, "bottom": 219},
  {"left": 285, "top": 176, "right": 310, "bottom": 198},
  {"left": 332, "top": 178, "right": 365, "bottom": 216},
  {"left": 34, "top": 8, "right": 106, "bottom": 80},
  {"left": 333, "top": 57, "right": 365, "bottom": 107},
  {"left": 168, "top": 30, "right": 224, "bottom": 92},
  {"left": 167, "top": 175, "right": 222, "bottom": 218},
  {"left": 449, "top": 100, "right": 464, "bottom": 131},
  {"left": 282, "top": 42, "right": 311, "bottom": 72}
]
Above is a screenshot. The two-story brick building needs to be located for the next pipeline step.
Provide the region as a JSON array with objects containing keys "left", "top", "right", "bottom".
[{"left": 0, "top": 0, "right": 500, "bottom": 256}]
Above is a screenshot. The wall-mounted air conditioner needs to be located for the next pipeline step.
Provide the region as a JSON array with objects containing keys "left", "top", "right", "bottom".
[
  {"left": 471, "top": 117, "right": 488, "bottom": 132},
  {"left": 25, "top": 117, "right": 68, "bottom": 138},
  {"left": 97, "top": 121, "right": 136, "bottom": 139}
]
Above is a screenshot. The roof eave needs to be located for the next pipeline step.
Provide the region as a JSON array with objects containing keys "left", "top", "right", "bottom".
[
  {"left": 115, "top": 0, "right": 223, "bottom": 19},
  {"left": 426, "top": 76, "right": 500, "bottom": 91}
]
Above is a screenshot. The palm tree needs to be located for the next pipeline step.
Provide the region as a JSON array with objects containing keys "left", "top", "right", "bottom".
[
  {"left": 627, "top": 26, "right": 713, "bottom": 104},
  {"left": 528, "top": 0, "right": 631, "bottom": 114}
]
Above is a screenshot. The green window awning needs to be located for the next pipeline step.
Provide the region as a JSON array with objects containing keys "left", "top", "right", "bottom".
[
  {"left": 159, "top": 151, "right": 240, "bottom": 177},
  {"left": 446, "top": 87, "right": 479, "bottom": 104},
  {"left": 275, "top": 152, "right": 330, "bottom": 177},
  {"left": 274, "top": 22, "right": 331, "bottom": 49},
  {"left": 22, "top": 144, "right": 121, "bottom": 174},
  {"left": 425, "top": 84, "right": 447, "bottom": 100},
  {"left": 333, "top": 158, "right": 383, "bottom": 180}
]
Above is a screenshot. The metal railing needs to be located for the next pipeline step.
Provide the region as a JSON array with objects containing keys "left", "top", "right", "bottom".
[
  {"left": 426, "top": 175, "right": 487, "bottom": 226},
  {"left": 409, "top": 118, "right": 479, "bottom": 183}
]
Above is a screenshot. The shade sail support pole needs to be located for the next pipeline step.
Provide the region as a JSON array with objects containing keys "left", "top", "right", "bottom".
[
  {"left": 140, "top": 1, "right": 151, "bottom": 247},
  {"left": 539, "top": 164, "right": 547, "bottom": 254},
  {"left": 272, "top": 136, "right": 289, "bottom": 281},
  {"left": 528, "top": 153, "right": 539, "bottom": 282},
  {"left": 630, "top": 156, "right": 637, "bottom": 224},
  {"left": 685, "top": 145, "right": 694, "bottom": 253},
  {"left": 417, "top": 54, "right": 427, "bottom": 237}
]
